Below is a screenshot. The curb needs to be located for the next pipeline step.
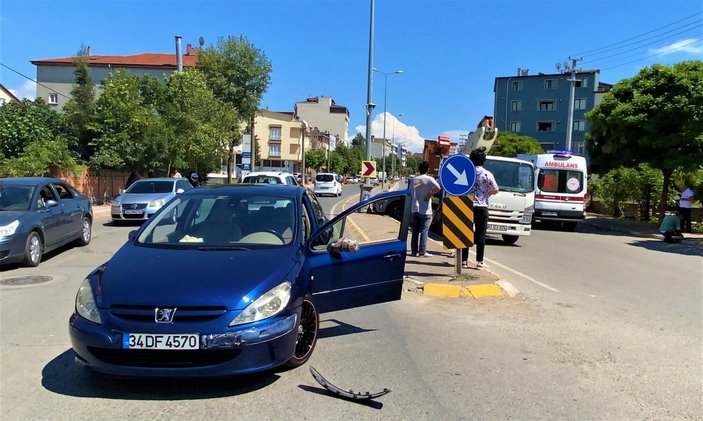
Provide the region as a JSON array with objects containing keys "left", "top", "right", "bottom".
[{"left": 407, "top": 277, "right": 521, "bottom": 299}]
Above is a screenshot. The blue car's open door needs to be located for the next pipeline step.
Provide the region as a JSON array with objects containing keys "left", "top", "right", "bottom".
[{"left": 304, "top": 189, "right": 411, "bottom": 313}]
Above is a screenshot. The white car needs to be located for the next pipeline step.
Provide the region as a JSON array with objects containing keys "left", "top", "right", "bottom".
[
  {"left": 313, "top": 173, "right": 343, "bottom": 196},
  {"left": 242, "top": 171, "right": 299, "bottom": 186}
]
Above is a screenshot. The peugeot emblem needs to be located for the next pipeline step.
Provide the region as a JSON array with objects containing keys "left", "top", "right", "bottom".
[{"left": 155, "top": 307, "right": 177, "bottom": 323}]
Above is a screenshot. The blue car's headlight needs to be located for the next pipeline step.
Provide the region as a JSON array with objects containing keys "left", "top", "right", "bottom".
[
  {"left": 230, "top": 282, "right": 291, "bottom": 326},
  {"left": 0, "top": 220, "right": 19, "bottom": 237},
  {"left": 76, "top": 278, "right": 102, "bottom": 324}
]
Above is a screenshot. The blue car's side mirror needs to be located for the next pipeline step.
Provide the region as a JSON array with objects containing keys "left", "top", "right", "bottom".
[{"left": 128, "top": 230, "right": 138, "bottom": 241}]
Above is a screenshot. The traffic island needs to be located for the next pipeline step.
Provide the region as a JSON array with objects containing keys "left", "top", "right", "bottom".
[{"left": 422, "top": 282, "right": 504, "bottom": 299}]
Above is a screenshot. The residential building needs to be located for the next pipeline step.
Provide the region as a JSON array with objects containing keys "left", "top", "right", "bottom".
[
  {"left": 251, "top": 109, "right": 307, "bottom": 174},
  {"left": 494, "top": 68, "right": 610, "bottom": 154},
  {"left": 368, "top": 137, "right": 392, "bottom": 160},
  {"left": 0, "top": 83, "right": 20, "bottom": 105},
  {"left": 294, "top": 96, "right": 349, "bottom": 146},
  {"left": 30, "top": 45, "right": 199, "bottom": 109}
]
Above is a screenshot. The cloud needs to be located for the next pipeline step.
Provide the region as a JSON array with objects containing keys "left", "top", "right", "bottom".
[
  {"left": 649, "top": 38, "right": 702, "bottom": 56},
  {"left": 354, "top": 112, "right": 428, "bottom": 154},
  {"left": 9, "top": 80, "right": 36, "bottom": 100}
]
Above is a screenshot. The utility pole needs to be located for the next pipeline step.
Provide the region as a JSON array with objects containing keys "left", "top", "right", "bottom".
[
  {"left": 364, "top": 0, "right": 375, "bottom": 162},
  {"left": 565, "top": 56, "right": 582, "bottom": 152}
]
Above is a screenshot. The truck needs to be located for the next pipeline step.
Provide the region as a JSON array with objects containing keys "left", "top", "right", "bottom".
[
  {"left": 428, "top": 116, "right": 536, "bottom": 244},
  {"left": 517, "top": 150, "right": 588, "bottom": 231}
]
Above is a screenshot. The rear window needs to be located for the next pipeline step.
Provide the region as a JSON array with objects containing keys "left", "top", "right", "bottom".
[
  {"left": 538, "top": 169, "right": 583, "bottom": 193},
  {"left": 316, "top": 174, "right": 334, "bottom": 182}
]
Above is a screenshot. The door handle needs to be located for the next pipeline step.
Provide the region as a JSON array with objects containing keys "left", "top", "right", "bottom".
[{"left": 383, "top": 253, "right": 402, "bottom": 262}]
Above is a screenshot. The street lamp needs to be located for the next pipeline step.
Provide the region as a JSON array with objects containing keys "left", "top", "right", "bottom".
[
  {"left": 392, "top": 113, "right": 404, "bottom": 179},
  {"left": 373, "top": 67, "right": 403, "bottom": 188}
]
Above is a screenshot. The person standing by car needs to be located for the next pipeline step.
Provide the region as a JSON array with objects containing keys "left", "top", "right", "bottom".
[
  {"left": 678, "top": 184, "right": 694, "bottom": 233},
  {"left": 659, "top": 210, "right": 684, "bottom": 243},
  {"left": 461, "top": 147, "right": 499, "bottom": 269},
  {"left": 410, "top": 161, "right": 441, "bottom": 257},
  {"left": 171, "top": 168, "right": 182, "bottom": 179},
  {"left": 125, "top": 172, "right": 139, "bottom": 189}
]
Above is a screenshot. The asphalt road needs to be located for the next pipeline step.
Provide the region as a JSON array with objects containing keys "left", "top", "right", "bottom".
[{"left": 1, "top": 195, "right": 700, "bottom": 419}]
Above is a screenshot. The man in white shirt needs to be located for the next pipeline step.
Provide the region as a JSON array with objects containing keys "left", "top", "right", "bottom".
[
  {"left": 410, "top": 161, "right": 441, "bottom": 257},
  {"left": 678, "top": 185, "right": 694, "bottom": 233}
]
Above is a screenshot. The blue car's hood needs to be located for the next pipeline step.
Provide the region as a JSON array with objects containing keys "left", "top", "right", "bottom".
[
  {"left": 95, "top": 244, "right": 300, "bottom": 310},
  {"left": 0, "top": 211, "right": 27, "bottom": 225},
  {"left": 118, "top": 192, "right": 173, "bottom": 204}
]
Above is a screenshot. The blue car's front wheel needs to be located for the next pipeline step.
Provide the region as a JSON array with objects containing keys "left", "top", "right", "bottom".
[{"left": 285, "top": 297, "right": 319, "bottom": 368}]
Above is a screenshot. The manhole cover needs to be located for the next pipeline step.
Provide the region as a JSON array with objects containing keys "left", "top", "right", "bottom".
[{"left": 1, "top": 275, "right": 53, "bottom": 286}]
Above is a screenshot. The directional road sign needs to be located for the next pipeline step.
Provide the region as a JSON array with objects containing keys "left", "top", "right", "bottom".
[
  {"left": 361, "top": 161, "right": 377, "bottom": 177},
  {"left": 439, "top": 154, "right": 476, "bottom": 196}
]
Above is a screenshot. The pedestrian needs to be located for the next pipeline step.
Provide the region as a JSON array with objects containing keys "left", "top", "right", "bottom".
[
  {"left": 678, "top": 184, "right": 694, "bottom": 233},
  {"left": 659, "top": 210, "right": 683, "bottom": 243},
  {"left": 461, "top": 147, "right": 499, "bottom": 269},
  {"left": 171, "top": 168, "right": 182, "bottom": 179},
  {"left": 188, "top": 171, "right": 200, "bottom": 187},
  {"left": 125, "top": 172, "right": 139, "bottom": 189},
  {"left": 410, "top": 161, "right": 441, "bottom": 257}
]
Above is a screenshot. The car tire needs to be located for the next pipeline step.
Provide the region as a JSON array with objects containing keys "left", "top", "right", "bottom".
[
  {"left": 501, "top": 235, "right": 519, "bottom": 245},
  {"left": 285, "top": 297, "right": 319, "bottom": 368},
  {"left": 75, "top": 216, "right": 92, "bottom": 246},
  {"left": 23, "top": 231, "right": 42, "bottom": 267}
]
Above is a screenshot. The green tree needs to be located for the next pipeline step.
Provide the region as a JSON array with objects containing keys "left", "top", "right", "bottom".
[
  {"left": 1, "top": 138, "right": 79, "bottom": 177},
  {"left": 197, "top": 35, "right": 272, "bottom": 182},
  {"left": 0, "top": 98, "right": 63, "bottom": 159},
  {"left": 489, "top": 132, "right": 544, "bottom": 156},
  {"left": 62, "top": 45, "right": 96, "bottom": 161},
  {"left": 305, "top": 149, "right": 327, "bottom": 172},
  {"left": 89, "top": 70, "right": 168, "bottom": 172},
  {"left": 586, "top": 61, "right": 703, "bottom": 221}
]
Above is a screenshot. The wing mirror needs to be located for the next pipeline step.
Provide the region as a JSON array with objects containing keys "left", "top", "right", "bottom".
[
  {"left": 128, "top": 230, "right": 138, "bottom": 241},
  {"left": 176, "top": 188, "right": 185, "bottom": 194},
  {"left": 44, "top": 199, "right": 59, "bottom": 208},
  {"left": 327, "top": 237, "right": 359, "bottom": 254}
]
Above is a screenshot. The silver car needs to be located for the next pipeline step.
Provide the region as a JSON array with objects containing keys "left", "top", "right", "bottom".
[{"left": 111, "top": 178, "right": 192, "bottom": 224}]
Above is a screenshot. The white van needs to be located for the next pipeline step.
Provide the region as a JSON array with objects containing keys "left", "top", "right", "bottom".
[
  {"left": 517, "top": 151, "right": 588, "bottom": 230},
  {"left": 313, "top": 173, "right": 343, "bottom": 197}
]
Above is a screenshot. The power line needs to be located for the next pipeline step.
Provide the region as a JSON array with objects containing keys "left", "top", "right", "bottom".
[
  {"left": 0, "top": 62, "right": 71, "bottom": 100},
  {"left": 584, "top": 19, "right": 702, "bottom": 60},
  {"left": 599, "top": 38, "right": 702, "bottom": 71},
  {"left": 575, "top": 11, "right": 703, "bottom": 56}
]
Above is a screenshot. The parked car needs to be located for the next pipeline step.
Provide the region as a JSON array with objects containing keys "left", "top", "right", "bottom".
[
  {"left": 111, "top": 178, "right": 192, "bottom": 224},
  {"left": 313, "top": 173, "right": 343, "bottom": 196},
  {"left": 69, "top": 184, "right": 411, "bottom": 377},
  {"left": 242, "top": 171, "right": 299, "bottom": 186},
  {"left": 0, "top": 177, "right": 93, "bottom": 267}
]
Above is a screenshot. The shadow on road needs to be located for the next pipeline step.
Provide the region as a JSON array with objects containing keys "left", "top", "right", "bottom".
[
  {"left": 627, "top": 238, "right": 703, "bottom": 257},
  {"left": 42, "top": 349, "right": 279, "bottom": 399},
  {"left": 318, "top": 319, "right": 377, "bottom": 339}
]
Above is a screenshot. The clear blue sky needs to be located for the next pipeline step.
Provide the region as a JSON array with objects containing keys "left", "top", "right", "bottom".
[{"left": 1, "top": 0, "right": 701, "bottom": 153}]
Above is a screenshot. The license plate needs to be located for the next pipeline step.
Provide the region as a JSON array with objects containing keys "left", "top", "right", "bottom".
[
  {"left": 488, "top": 224, "right": 508, "bottom": 231},
  {"left": 123, "top": 209, "right": 143, "bottom": 215},
  {"left": 123, "top": 333, "right": 199, "bottom": 350},
  {"left": 542, "top": 211, "right": 557, "bottom": 216}
]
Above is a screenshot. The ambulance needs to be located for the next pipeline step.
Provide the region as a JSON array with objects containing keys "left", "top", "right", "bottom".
[{"left": 517, "top": 151, "right": 588, "bottom": 230}]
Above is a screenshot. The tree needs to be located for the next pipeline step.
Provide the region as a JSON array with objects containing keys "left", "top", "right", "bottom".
[
  {"left": 586, "top": 61, "right": 703, "bottom": 221},
  {"left": 62, "top": 45, "right": 96, "bottom": 161},
  {"left": 197, "top": 35, "right": 272, "bottom": 182},
  {"left": 489, "top": 132, "right": 544, "bottom": 156},
  {"left": 0, "top": 98, "right": 62, "bottom": 159},
  {"left": 305, "top": 149, "right": 327, "bottom": 172},
  {"left": 1, "top": 138, "right": 79, "bottom": 177}
]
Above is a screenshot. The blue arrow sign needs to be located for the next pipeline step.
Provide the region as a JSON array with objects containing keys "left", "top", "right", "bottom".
[{"left": 439, "top": 154, "right": 476, "bottom": 196}]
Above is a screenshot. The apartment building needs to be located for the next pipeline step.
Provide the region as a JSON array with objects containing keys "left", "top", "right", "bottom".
[
  {"left": 494, "top": 68, "right": 611, "bottom": 154},
  {"left": 294, "top": 96, "right": 349, "bottom": 146},
  {"left": 31, "top": 45, "right": 199, "bottom": 109},
  {"left": 0, "top": 83, "right": 19, "bottom": 105},
  {"left": 251, "top": 109, "right": 307, "bottom": 174}
]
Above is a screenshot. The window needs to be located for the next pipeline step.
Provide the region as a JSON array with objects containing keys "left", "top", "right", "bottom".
[
  {"left": 48, "top": 93, "right": 59, "bottom": 105},
  {"left": 544, "top": 79, "right": 557, "bottom": 89},
  {"left": 575, "top": 78, "right": 587, "bottom": 88},
  {"left": 511, "top": 81, "right": 522, "bottom": 91},
  {"left": 573, "top": 120, "right": 585, "bottom": 131},
  {"left": 537, "top": 121, "right": 554, "bottom": 132},
  {"left": 539, "top": 100, "right": 556, "bottom": 111},
  {"left": 269, "top": 126, "right": 282, "bottom": 141},
  {"left": 573, "top": 142, "right": 585, "bottom": 155},
  {"left": 538, "top": 169, "right": 584, "bottom": 194},
  {"left": 269, "top": 143, "right": 281, "bottom": 157},
  {"left": 52, "top": 183, "right": 74, "bottom": 199},
  {"left": 511, "top": 100, "right": 522, "bottom": 111},
  {"left": 574, "top": 98, "right": 586, "bottom": 110},
  {"left": 510, "top": 121, "right": 521, "bottom": 132},
  {"left": 0, "top": 98, "right": 6, "bottom": 105}
]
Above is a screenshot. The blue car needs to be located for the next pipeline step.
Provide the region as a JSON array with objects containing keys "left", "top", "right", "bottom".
[
  {"left": 69, "top": 184, "right": 410, "bottom": 376},
  {"left": 0, "top": 177, "right": 93, "bottom": 267}
]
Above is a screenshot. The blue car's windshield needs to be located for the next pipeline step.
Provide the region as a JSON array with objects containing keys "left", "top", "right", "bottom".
[
  {"left": 0, "top": 185, "right": 35, "bottom": 211},
  {"left": 127, "top": 181, "right": 174, "bottom": 194},
  {"left": 137, "top": 192, "right": 296, "bottom": 248}
]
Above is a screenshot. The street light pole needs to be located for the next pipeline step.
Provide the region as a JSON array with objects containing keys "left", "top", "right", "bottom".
[
  {"left": 373, "top": 68, "right": 402, "bottom": 188},
  {"left": 392, "top": 113, "right": 403, "bottom": 179}
]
